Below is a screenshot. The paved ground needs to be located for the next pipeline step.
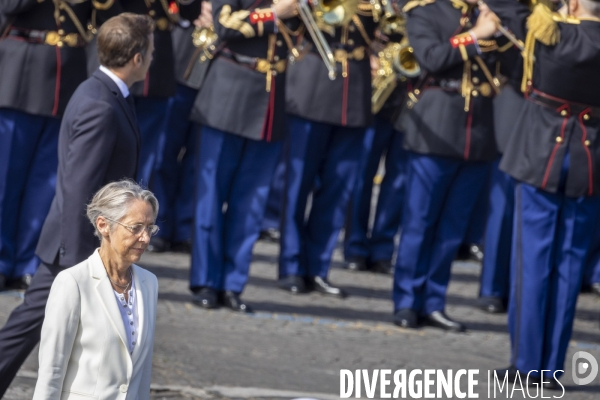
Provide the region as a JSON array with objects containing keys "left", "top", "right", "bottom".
[{"left": 1, "top": 239, "right": 599, "bottom": 399}]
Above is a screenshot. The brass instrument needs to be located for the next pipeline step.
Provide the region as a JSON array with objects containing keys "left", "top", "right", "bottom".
[
  {"left": 378, "top": 0, "right": 404, "bottom": 36},
  {"left": 313, "top": 0, "right": 359, "bottom": 26},
  {"left": 192, "top": 25, "right": 218, "bottom": 52},
  {"left": 394, "top": 36, "right": 420, "bottom": 78},
  {"left": 297, "top": 0, "right": 337, "bottom": 80},
  {"left": 371, "top": 37, "right": 421, "bottom": 113},
  {"left": 476, "top": 0, "right": 525, "bottom": 51}
]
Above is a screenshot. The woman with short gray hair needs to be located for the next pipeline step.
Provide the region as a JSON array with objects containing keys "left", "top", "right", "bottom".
[{"left": 33, "top": 180, "right": 160, "bottom": 400}]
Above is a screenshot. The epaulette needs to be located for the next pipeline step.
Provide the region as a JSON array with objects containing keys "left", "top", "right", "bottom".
[
  {"left": 521, "top": 0, "right": 560, "bottom": 91},
  {"left": 402, "top": 0, "right": 435, "bottom": 13}
]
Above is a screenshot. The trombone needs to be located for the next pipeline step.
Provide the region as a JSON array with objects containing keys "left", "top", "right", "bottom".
[
  {"left": 477, "top": 0, "right": 525, "bottom": 51},
  {"left": 297, "top": 0, "right": 337, "bottom": 80}
]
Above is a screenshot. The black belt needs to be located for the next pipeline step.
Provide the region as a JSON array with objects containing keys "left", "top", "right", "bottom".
[
  {"left": 8, "top": 28, "right": 86, "bottom": 47},
  {"left": 526, "top": 88, "right": 600, "bottom": 119},
  {"left": 219, "top": 49, "right": 286, "bottom": 73}
]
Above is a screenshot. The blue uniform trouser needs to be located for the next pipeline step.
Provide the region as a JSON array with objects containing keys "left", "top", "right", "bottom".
[
  {"left": 344, "top": 116, "right": 407, "bottom": 263},
  {"left": 463, "top": 173, "right": 490, "bottom": 245},
  {"left": 190, "top": 126, "right": 281, "bottom": 293},
  {"left": 135, "top": 97, "right": 169, "bottom": 188},
  {"left": 509, "top": 183, "right": 600, "bottom": 378},
  {"left": 261, "top": 142, "right": 287, "bottom": 231},
  {"left": 583, "top": 208, "right": 600, "bottom": 286},
  {"left": 393, "top": 153, "right": 491, "bottom": 315},
  {"left": 0, "top": 108, "right": 60, "bottom": 279},
  {"left": 279, "top": 115, "right": 365, "bottom": 279},
  {"left": 151, "top": 85, "right": 197, "bottom": 243},
  {"left": 479, "top": 159, "right": 514, "bottom": 299}
]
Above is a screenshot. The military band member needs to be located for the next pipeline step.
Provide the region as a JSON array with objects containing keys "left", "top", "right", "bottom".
[
  {"left": 391, "top": 0, "right": 500, "bottom": 331},
  {"left": 345, "top": 60, "right": 408, "bottom": 275},
  {"left": 188, "top": 0, "right": 300, "bottom": 311},
  {"left": 477, "top": 0, "right": 530, "bottom": 314},
  {"left": 488, "top": 0, "right": 600, "bottom": 385},
  {"left": 147, "top": 2, "right": 203, "bottom": 253},
  {"left": 119, "top": 0, "right": 198, "bottom": 194},
  {"left": 0, "top": 0, "right": 120, "bottom": 291},
  {"left": 278, "top": 0, "right": 380, "bottom": 297}
]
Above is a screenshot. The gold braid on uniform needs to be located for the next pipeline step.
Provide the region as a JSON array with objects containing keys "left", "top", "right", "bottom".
[
  {"left": 351, "top": 14, "right": 372, "bottom": 48},
  {"left": 54, "top": 0, "right": 94, "bottom": 42},
  {"left": 450, "top": 0, "right": 473, "bottom": 14},
  {"left": 91, "top": 0, "right": 114, "bottom": 11},
  {"left": 356, "top": 0, "right": 374, "bottom": 17},
  {"left": 277, "top": 20, "right": 305, "bottom": 60},
  {"left": 520, "top": 0, "right": 560, "bottom": 92},
  {"left": 219, "top": 5, "right": 255, "bottom": 38},
  {"left": 402, "top": 0, "right": 434, "bottom": 13}
]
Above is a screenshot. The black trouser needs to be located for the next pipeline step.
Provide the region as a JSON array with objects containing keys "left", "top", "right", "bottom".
[{"left": 0, "top": 262, "right": 61, "bottom": 396}]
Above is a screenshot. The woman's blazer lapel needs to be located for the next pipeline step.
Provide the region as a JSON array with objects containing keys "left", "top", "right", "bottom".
[
  {"left": 131, "top": 264, "right": 149, "bottom": 364},
  {"left": 89, "top": 251, "right": 132, "bottom": 364}
]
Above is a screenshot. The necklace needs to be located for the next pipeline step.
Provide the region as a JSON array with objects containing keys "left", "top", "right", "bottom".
[{"left": 108, "top": 267, "right": 132, "bottom": 293}]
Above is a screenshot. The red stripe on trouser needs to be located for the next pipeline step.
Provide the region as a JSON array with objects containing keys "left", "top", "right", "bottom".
[{"left": 52, "top": 46, "right": 61, "bottom": 116}]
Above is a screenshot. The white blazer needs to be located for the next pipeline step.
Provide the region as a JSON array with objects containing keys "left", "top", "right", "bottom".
[{"left": 33, "top": 250, "right": 158, "bottom": 400}]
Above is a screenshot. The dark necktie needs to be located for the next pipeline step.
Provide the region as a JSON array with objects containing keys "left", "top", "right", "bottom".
[{"left": 125, "top": 95, "right": 137, "bottom": 119}]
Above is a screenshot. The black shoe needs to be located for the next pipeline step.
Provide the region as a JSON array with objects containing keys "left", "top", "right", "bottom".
[
  {"left": 0, "top": 274, "right": 6, "bottom": 291},
  {"left": 456, "top": 243, "right": 484, "bottom": 262},
  {"left": 170, "top": 240, "right": 192, "bottom": 253},
  {"left": 219, "top": 291, "right": 253, "bottom": 313},
  {"left": 305, "top": 276, "right": 347, "bottom": 298},
  {"left": 8, "top": 274, "right": 32, "bottom": 290},
  {"left": 369, "top": 260, "right": 394, "bottom": 275},
  {"left": 494, "top": 366, "right": 521, "bottom": 382},
  {"left": 422, "top": 311, "right": 466, "bottom": 332},
  {"left": 540, "top": 377, "right": 563, "bottom": 391},
  {"left": 259, "top": 228, "right": 280, "bottom": 243},
  {"left": 393, "top": 309, "right": 418, "bottom": 328},
  {"left": 592, "top": 282, "right": 600, "bottom": 297},
  {"left": 191, "top": 287, "right": 218, "bottom": 309},
  {"left": 278, "top": 276, "right": 308, "bottom": 294},
  {"left": 477, "top": 296, "right": 506, "bottom": 313},
  {"left": 148, "top": 236, "right": 169, "bottom": 253},
  {"left": 346, "top": 256, "right": 368, "bottom": 271}
]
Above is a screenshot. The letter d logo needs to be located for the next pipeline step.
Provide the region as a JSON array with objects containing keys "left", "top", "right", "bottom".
[{"left": 572, "top": 351, "right": 598, "bottom": 385}]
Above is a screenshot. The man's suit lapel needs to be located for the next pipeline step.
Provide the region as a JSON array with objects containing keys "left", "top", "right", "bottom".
[
  {"left": 89, "top": 251, "right": 133, "bottom": 364},
  {"left": 131, "top": 265, "right": 148, "bottom": 364},
  {"left": 92, "top": 69, "right": 141, "bottom": 150}
]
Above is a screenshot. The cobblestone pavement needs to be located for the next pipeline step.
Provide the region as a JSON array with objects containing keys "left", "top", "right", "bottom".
[{"left": 1, "top": 240, "right": 599, "bottom": 399}]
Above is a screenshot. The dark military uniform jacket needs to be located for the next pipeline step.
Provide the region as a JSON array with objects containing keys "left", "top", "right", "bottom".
[
  {"left": 396, "top": 0, "right": 499, "bottom": 162},
  {"left": 0, "top": 0, "right": 120, "bottom": 117},
  {"left": 122, "top": 0, "right": 199, "bottom": 98},
  {"left": 490, "top": 0, "right": 529, "bottom": 153},
  {"left": 286, "top": 2, "right": 378, "bottom": 128},
  {"left": 489, "top": 0, "right": 600, "bottom": 197},
  {"left": 172, "top": 22, "right": 199, "bottom": 84},
  {"left": 190, "top": 0, "right": 298, "bottom": 141}
]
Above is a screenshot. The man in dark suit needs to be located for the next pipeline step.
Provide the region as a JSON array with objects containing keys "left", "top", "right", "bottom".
[
  {"left": 0, "top": 0, "right": 120, "bottom": 291},
  {"left": 0, "top": 13, "right": 154, "bottom": 395}
]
